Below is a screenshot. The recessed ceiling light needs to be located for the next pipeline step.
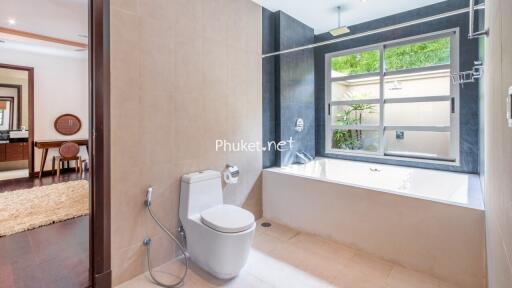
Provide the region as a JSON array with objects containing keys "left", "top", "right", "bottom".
[
  {"left": 7, "top": 18, "right": 16, "bottom": 25},
  {"left": 360, "top": 0, "right": 368, "bottom": 2}
]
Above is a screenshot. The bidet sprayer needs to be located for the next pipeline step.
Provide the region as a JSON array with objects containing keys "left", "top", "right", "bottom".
[{"left": 145, "top": 187, "right": 153, "bottom": 207}]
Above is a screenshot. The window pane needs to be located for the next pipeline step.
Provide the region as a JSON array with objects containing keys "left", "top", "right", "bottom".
[
  {"left": 332, "top": 129, "right": 379, "bottom": 152},
  {"left": 332, "top": 104, "right": 380, "bottom": 126},
  {"left": 332, "top": 76, "right": 380, "bottom": 101},
  {"left": 384, "top": 101, "right": 450, "bottom": 126},
  {"left": 331, "top": 50, "right": 380, "bottom": 77},
  {"left": 384, "top": 130, "right": 452, "bottom": 160},
  {"left": 385, "top": 37, "right": 450, "bottom": 72},
  {"left": 384, "top": 70, "right": 450, "bottom": 99}
]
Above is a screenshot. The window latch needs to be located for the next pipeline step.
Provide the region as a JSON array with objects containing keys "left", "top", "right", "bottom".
[
  {"left": 450, "top": 97, "right": 455, "bottom": 114},
  {"left": 328, "top": 103, "right": 331, "bottom": 116}
]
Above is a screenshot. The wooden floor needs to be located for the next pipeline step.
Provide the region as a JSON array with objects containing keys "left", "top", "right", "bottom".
[
  {"left": 0, "top": 172, "right": 90, "bottom": 288},
  {"left": 0, "top": 171, "right": 87, "bottom": 194}
]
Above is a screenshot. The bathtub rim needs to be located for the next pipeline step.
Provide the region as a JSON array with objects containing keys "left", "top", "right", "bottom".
[{"left": 264, "top": 158, "right": 484, "bottom": 211}]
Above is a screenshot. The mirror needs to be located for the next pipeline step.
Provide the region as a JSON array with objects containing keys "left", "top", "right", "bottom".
[
  {"left": 0, "top": 68, "right": 29, "bottom": 131},
  {"left": 0, "top": 98, "right": 14, "bottom": 130}
]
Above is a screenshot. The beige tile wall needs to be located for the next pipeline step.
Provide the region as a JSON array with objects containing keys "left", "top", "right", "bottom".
[
  {"left": 110, "top": 0, "right": 262, "bottom": 285},
  {"left": 483, "top": 0, "right": 512, "bottom": 287}
]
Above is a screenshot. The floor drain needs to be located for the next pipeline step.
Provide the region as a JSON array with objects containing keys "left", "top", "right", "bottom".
[{"left": 261, "top": 222, "right": 272, "bottom": 228}]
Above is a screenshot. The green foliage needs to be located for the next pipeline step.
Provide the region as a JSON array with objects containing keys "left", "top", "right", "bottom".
[
  {"left": 331, "top": 37, "right": 450, "bottom": 75},
  {"left": 385, "top": 38, "right": 450, "bottom": 71},
  {"left": 333, "top": 129, "right": 360, "bottom": 150},
  {"left": 331, "top": 50, "right": 379, "bottom": 76},
  {"left": 332, "top": 104, "right": 375, "bottom": 150}
]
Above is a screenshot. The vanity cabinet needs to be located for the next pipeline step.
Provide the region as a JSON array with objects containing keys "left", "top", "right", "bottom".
[{"left": 0, "top": 143, "right": 29, "bottom": 162}]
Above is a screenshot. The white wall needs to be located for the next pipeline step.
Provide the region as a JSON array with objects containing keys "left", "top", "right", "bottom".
[{"left": 0, "top": 47, "right": 89, "bottom": 172}]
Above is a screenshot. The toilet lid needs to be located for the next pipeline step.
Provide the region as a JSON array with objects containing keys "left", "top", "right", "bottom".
[{"left": 201, "top": 204, "right": 255, "bottom": 233}]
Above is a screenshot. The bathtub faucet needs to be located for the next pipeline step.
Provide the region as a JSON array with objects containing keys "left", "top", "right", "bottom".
[{"left": 295, "top": 151, "right": 314, "bottom": 164}]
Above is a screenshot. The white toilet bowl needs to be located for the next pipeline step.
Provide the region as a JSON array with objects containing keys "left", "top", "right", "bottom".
[{"left": 179, "top": 170, "right": 255, "bottom": 279}]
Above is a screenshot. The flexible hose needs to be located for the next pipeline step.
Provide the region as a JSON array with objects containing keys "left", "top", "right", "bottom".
[{"left": 145, "top": 205, "right": 189, "bottom": 287}]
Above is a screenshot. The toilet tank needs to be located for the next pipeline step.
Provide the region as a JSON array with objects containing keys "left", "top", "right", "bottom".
[{"left": 179, "top": 170, "right": 223, "bottom": 220}]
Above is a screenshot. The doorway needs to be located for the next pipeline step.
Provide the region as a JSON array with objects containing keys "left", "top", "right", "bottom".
[{"left": 0, "top": 0, "right": 111, "bottom": 287}]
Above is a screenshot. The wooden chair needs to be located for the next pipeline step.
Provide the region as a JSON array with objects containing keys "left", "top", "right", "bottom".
[{"left": 52, "top": 142, "right": 82, "bottom": 176}]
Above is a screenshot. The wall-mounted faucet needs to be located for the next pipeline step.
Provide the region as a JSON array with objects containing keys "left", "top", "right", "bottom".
[{"left": 295, "top": 151, "right": 314, "bottom": 164}]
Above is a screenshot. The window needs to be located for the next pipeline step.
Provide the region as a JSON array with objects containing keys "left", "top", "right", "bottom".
[{"left": 326, "top": 32, "right": 459, "bottom": 163}]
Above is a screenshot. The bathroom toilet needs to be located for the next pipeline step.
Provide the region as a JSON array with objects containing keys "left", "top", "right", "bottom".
[{"left": 179, "top": 170, "right": 256, "bottom": 279}]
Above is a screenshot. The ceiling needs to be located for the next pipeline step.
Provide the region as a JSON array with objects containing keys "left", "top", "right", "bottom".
[
  {"left": 253, "top": 0, "right": 447, "bottom": 34},
  {"left": 0, "top": 0, "right": 88, "bottom": 56}
]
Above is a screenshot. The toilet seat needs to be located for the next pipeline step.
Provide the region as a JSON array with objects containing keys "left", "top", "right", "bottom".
[{"left": 201, "top": 204, "right": 255, "bottom": 233}]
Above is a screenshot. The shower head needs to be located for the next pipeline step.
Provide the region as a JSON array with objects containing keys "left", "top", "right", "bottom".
[
  {"left": 330, "top": 26, "right": 351, "bottom": 37},
  {"left": 329, "top": 6, "right": 350, "bottom": 37}
]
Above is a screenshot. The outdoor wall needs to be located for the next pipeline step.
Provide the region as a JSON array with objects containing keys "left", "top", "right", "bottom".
[
  {"left": 110, "top": 0, "right": 262, "bottom": 285},
  {"left": 314, "top": 0, "right": 480, "bottom": 173},
  {"left": 483, "top": 0, "right": 512, "bottom": 286},
  {"left": 0, "top": 47, "right": 89, "bottom": 172}
]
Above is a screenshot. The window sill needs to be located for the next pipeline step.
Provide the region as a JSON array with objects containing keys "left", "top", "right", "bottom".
[{"left": 325, "top": 149, "right": 460, "bottom": 167}]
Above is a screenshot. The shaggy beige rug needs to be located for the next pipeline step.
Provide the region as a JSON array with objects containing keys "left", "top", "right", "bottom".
[{"left": 0, "top": 180, "right": 89, "bottom": 236}]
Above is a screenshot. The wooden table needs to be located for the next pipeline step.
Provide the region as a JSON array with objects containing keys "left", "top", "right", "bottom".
[{"left": 34, "top": 139, "right": 89, "bottom": 178}]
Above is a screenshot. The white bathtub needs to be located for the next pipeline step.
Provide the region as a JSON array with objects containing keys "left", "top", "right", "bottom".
[{"left": 263, "top": 158, "right": 486, "bottom": 288}]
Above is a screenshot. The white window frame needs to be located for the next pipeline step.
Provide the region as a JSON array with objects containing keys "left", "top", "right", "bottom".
[{"left": 325, "top": 29, "right": 460, "bottom": 165}]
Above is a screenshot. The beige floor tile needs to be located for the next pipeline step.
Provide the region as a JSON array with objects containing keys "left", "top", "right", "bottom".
[
  {"left": 386, "top": 266, "right": 440, "bottom": 288},
  {"left": 333, "top": 255, "right": 392, "bottom": 288},
  {"left": 336, "top": 274, "right": 389, "bottom": 288},
  {"left": 289, "top": 233, "right": 356, "bottom": 263},
  {"left": 251, "top": 230, "right": 286, "bottom": 254},
  {"left": 348, "top": 252, "right": 394, "bottom": 280},
  {"left": 256, "top": 218, "right": 299, "bottom": 241},
  {"left": 118, "top": 222, "right": 458, "bottom": 288},
  {"left": 245, "top": 249, "right": 337, "bottom": 288},
  {"left": 206, "top": 272, "right": 273, "bottom": 288},
  {"left": 439, "top": 280, "right": 461, "bottom": 288}
]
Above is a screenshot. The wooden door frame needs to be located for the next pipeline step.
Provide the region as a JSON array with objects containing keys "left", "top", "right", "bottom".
[
  {"left": 0, "top": 64, "right": 34, "bottom": 177},
  {"left": 90, "top": 0, "right": 111, "bottom": 287},
  {"left": 0, "top": 1, "right": 111, "bottom": 286}
]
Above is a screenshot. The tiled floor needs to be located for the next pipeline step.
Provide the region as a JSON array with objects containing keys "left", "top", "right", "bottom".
[
  {"left": 117, "top": 218, "right": 459, "bottom": 288},
  {"left": 0, "top": 172, "right": 90, "bottom": 288}
]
